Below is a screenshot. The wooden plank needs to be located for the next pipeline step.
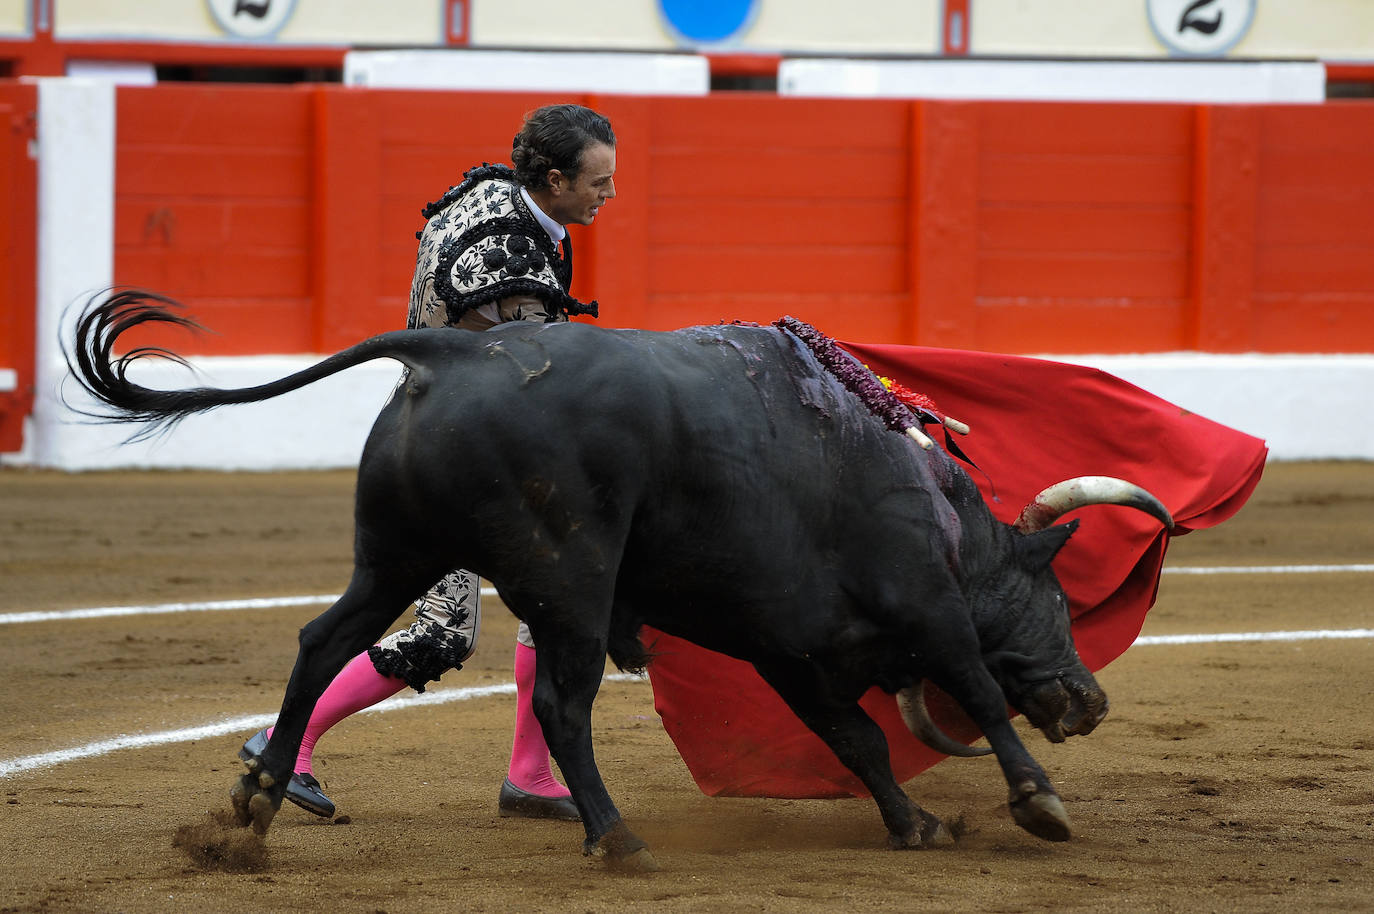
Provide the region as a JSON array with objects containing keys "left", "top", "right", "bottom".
[
  {"left": 1190, "top": 105, "right": 1259, "bottom": 352},
  {"left": 1255, "top": 245, "right": 1374, "bottom": 294},
  {"left": 1258, "top": 105, "right": 1374, "bottom": 154},
  {"left": 1251, "top": 295, "right": 1374, "bottom": 352},
  {"left": 310, "top": 87, "right": 385, "bottom": 351},
  {"left": 979, "top": 205, "right": 1190, "bottom": 254},
  {"left": 647, "top": 96, "right": 908, "bottom": 149},
  {"left": 977, "top": 251, "right": 1189, "bottom": 299},
  {"left": 648, "top": 247, "right": 905, "bottom": 296},
  {"left": 977, "top": 102, "right": 1193, "bottom": 157},
  {"left": 649, "top": 199, "right": 904, "bottom": 248},
  {"left": 0, "top": 84, "right": 38, "bottom": 451},
  {"left": 979, "top": 155, "right": 1191, "bottom": 205},
  {"left": 583, "top": 95, "right": 652, "bottom": 328},
  {"left": 643, "top": 293, "right": 908, "bottom": 339},
  {"left": 115, "top": 200, "right": 308, "bottom": 248},
  {"left": 117, "top": 148, "right": 309, "bottom": 198},
  {"left": 912, "top": 100, "right": 977, "bottom": 348},
  {"left": 106, "top": 297, "right": 315, "bottom": 357},
  {"left": 117, "top": 85, "right": 310, "bottom": 148},
  {"left": 650, "top": 149, "right": 906, "bottom": 200},
  {"left": 975, "top": 299, "right": 1186, "bottom": 354},
  {"left": 1256, "top": 187, "right": 1374, "bottom": 246},
  {"left": 115, "top": 249, "right": 310, "bottom": 298}
]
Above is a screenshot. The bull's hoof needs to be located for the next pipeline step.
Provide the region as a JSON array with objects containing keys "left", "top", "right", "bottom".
[
  {"left": 608, "top": 846, "right": 660, "bottom": 873},
  {"left": 585, "top": 820, "right": 660, "bottom": 873},
  {"left": 229, "top": 769, "right": 283, "bottom": 837},
  {"left": 1008, "top": 781, "right": 1071, "bottom": 842},
  {"left": 887, "top": 809, "right": 955, "bottom": 849}
]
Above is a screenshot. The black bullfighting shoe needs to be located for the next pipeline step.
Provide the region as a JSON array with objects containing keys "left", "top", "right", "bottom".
[
  {"left": 237, "top": 728, "right": 336, "bottom": 818},
  {"left": 498, "top": 779, "right": 581, "bottom": 821},
  {"left": 285, "top": 772, "right": 336, "bottom": 818}
]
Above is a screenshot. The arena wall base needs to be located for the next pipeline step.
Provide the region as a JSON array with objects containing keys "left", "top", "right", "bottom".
[
  {"left": 1055, "top": 353, "right": 1374, "bottom": 462},
  {"left": 8, "top": 352, "right": 1369, "bottom": 471}
]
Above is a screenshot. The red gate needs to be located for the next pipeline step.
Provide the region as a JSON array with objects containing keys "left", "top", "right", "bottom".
[{"left": 0, "top": 82, "right": 37, "bottom": 453}]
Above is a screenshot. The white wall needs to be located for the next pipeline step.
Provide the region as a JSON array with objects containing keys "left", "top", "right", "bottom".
[
  {"left": 779, "top": 58, "right": 1326, "bottom": 103},
  {"left": 344, "top": 49, "right": 710, "bottom": 95},
  {"left": 44, "top": 357, "right": 397, "bottom": 471},
  {"left": 17, "top": 349, "right": 1371, "bottom": 470},
  {"left": 28, "top": 78, "right": 115, "bottom": 469},
  {"left": 1054, "top": 354, "right": 1374, "bottom": 462}
]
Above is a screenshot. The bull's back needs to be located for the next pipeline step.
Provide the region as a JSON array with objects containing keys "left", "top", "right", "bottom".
[{"left": 351, "top": 322, "right": 957, "bottom": 630}]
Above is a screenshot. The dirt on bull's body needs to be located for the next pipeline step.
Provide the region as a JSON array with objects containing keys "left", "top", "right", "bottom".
[{"left": 0, "top": 462, "right": 1371, "bottom": 912}]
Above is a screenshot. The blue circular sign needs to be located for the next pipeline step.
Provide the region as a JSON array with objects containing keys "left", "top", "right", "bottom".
[{"left": 659, "top": 0, "right": 758, "bottom": 45}]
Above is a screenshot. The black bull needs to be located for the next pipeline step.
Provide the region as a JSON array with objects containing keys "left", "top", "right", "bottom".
[{"left": 66, "top": 292, "right": 1173, "bottom": 870}]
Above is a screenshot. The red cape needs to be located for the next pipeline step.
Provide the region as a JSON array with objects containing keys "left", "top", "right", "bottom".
[{"left": 644, "top": 344, "right": 1267, "bottom": 798}]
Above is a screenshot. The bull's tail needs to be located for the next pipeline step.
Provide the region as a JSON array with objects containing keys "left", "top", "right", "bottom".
[{"left": 65, "top": 290, "right": 433, "bottom": 442}]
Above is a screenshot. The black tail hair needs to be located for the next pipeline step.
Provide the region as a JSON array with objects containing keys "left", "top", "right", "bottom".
[
  {"left": 62, "top": 289, "right": 217, "bottom": 441},
  {"left": 62, "top": 289, "right": 433, "bottom": 443}
]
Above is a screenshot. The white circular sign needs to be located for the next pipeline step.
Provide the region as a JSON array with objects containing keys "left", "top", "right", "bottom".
[
  {"left": 206, "top": 0, "right": 298, "bottom": 40},
  {"left": 1147, "top": 0, "right": 1256, "bottom": 56}
]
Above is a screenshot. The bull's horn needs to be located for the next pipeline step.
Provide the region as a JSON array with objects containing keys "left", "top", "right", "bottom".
[
  {"left": 896, "top": 685, "right": 994, "bottom": 758},
  {"left": 1012, "top": 476, "right": 1174, "bottom": 533}
]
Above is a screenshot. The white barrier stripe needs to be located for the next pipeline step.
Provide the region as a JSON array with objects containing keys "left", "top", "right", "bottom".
[
  {"left": 0, "top": 671, "right": 645, "bottom": 779},
  {"left": 1135, "top": 628, "right": 1374, "bottom": 646},
  {"left": 1164, "top": 563, "right": 1374, "bottom": 575},
  {"left": 0, "top": 587, "right": 501, "bottom": 626}
]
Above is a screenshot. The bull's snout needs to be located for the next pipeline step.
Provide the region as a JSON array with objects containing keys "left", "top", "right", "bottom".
[
  {"left": 1023, "top": 678, "right": 1108, "bottom": 743},
  {"left": 1059, "top": 688, "right": 1109, "bottom": 737}
]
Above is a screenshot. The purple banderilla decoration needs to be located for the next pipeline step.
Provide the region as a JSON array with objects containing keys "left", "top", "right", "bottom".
[{"left": 775, "top": 316, "right": 939, "bottom": 446}]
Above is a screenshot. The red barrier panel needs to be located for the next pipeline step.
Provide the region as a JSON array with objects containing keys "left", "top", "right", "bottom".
[
  {"left": 1251, "top": 104, "right": 1374, "bottom": 351},
  {"left": 0, "top": 82, "right": 36, "bottom": 451},
  {"left": 115, "top": 85, "right": 315, "bottom": 355},
  {"left": 101, "top": 85, "right": 1374, "bottom": 357}
]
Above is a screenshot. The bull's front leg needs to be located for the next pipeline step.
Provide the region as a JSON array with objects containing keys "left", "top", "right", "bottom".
[
  {"left": 753, "top": 659, "right": 953, "bottom": 850},
  {"left": 528, "top": 628, "right": 658, "bottom": 872},
  {"left": 929, "top": 660, "right": 1071, "bottom": 842}
]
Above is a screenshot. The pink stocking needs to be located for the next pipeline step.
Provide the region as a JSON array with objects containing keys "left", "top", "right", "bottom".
[
  {"left": 506, "top": 641, "right": 570, "bottom": 797},
  {"left": 267, "top": 651, "right": 406, "bottom": 775}
]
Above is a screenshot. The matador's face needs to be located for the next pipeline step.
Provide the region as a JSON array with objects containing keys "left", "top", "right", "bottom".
[{"left": 547, "top": 142, "right": 616, "bottom": 227}]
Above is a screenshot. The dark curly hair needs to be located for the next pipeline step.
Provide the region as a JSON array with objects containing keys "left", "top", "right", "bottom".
[{"left": 511, "top": 104, "right": 616, "bottom": 191}]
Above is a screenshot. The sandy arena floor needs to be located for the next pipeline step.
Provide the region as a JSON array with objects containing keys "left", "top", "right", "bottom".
[{"left": 0, "top": 461, "right": 1371, "bottom": 912}]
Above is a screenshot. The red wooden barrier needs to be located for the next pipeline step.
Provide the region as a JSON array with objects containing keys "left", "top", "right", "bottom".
[
  {"left": 2, "top": 83, "right": 1368, "bottom": 453},
  {"left": 0, "top": 82, "right": 36, "bottom": 451},
  {"left": 106, "top": 85, "right": 1374, "bottom": 360}
]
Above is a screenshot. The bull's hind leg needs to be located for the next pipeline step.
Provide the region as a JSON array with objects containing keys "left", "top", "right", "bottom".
[
  {"left": 752, "top": 660, "right": 953, "bottom": 850},
  {"left": 231, "top": 564, "right": 431, "bottom": 836},
  {"left": 513, "top": 604, "right": 658, "bottom": 873}
]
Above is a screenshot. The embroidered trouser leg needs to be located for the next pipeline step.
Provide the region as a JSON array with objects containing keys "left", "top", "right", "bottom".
[{"left": 368, "top": 570, "right": 482, "bottom": 692}]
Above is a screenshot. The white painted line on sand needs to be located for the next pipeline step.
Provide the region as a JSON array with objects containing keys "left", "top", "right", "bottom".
[
  {"left": 0, "top": 587, "right": 498, "bottom": 626},
  {"left": 1, "top": 576, "right": 1370, "bottom": 778},
  {"left": 0, "top": 595, "right": 342, "bottom": 625},
  {"left": 3, "top": 566, "right": 1371, "bottom": 626},
  {"left": 0, "top": 672, "right": 645, "bottom": 779},
  {"left": 1135, "top": 629, "right": 1374, "bottom": 646},
  {"left": 1162, "top": 563, "right": 1374, "bottom": 575}
]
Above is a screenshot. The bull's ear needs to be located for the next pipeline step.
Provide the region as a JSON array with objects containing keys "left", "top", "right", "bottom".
[{"left": 1015, "top": 519, "right": 1079, "bottom": 569}]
